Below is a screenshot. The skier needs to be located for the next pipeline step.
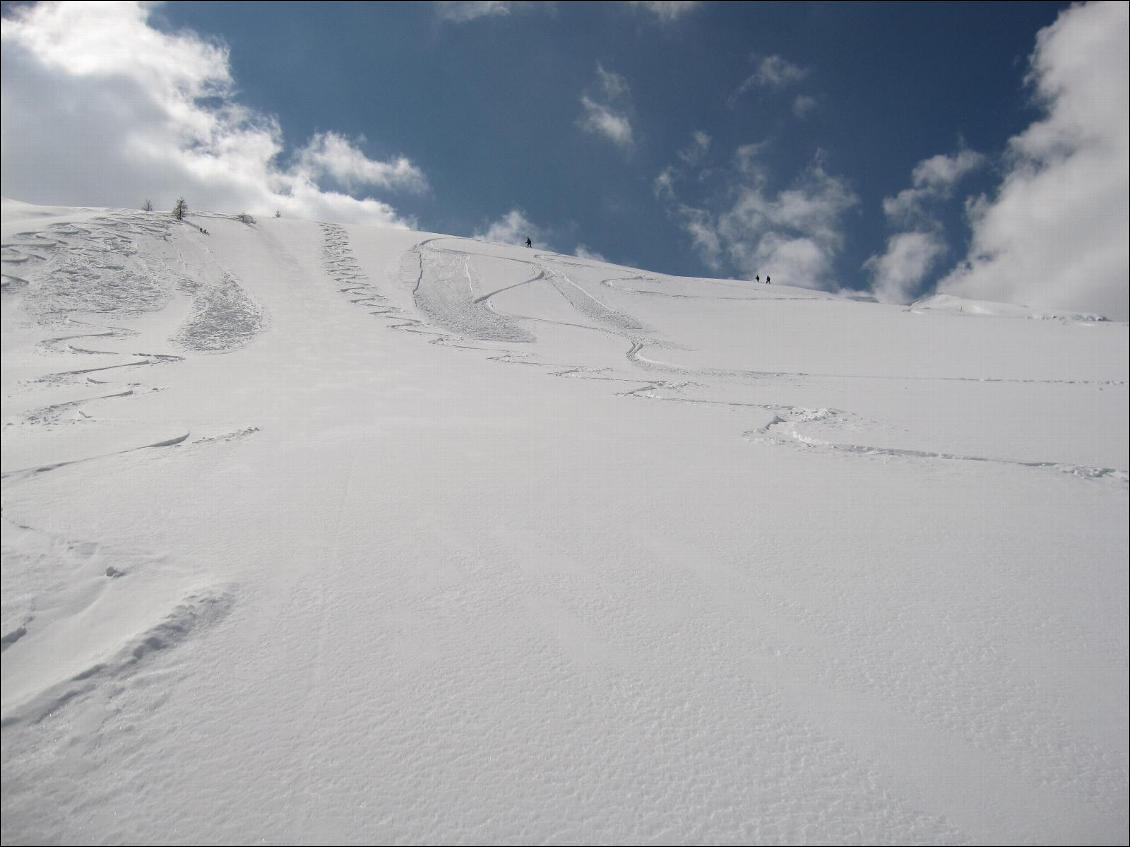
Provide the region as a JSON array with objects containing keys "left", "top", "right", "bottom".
[
  {"left": 765, "top": 274, "right": 771, "bottom": 285},
  {"left": 755, "top": 274, "right": 760, "bottom": 283},
  {"left": 525, "top": 237, "right": 532, "bottom": 248}
]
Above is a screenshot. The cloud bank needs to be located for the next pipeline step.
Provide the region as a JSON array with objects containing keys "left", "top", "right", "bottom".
[
  {"left": 938, "top": 1, "right": 1128, "bottom": 319},
  {"left": 1, "top": 1, "right": 426, "bottom": 225}
]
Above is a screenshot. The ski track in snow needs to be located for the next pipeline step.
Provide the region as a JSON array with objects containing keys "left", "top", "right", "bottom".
[
  {"left": 2, "top": 212, "right": 261, "bottom": 442},
  {"left": 625, "top": 340, "right": 1125, "bottom": 388},
  {"left": 601, "top": 273, "right": 821, "bottom": 302},
  {"left": 0, "top": 432, "right": 192, "bottom": 482},
  {"left": 2, "top": 211, "right": 1124, "bottom": 843},
  {"left": 8, "top": 214, "right": 1119, "bottom": 498},
  {"left": 316, "top": 226, "right": 1128, "bottom": 486},
  {"left": 1, "top": 211, "right": 263, "bottom": 744},
  {"left": 18, "top": 388, "right": 137, "bottom": 428},
  {"left": 174, "top": 271, "right": 263, "bottom": 352},
  {"left": 748, "top": 414, "right": 1129, "bottom": 484}
]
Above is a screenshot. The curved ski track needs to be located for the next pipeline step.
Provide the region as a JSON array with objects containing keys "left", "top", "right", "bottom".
[
  {"left": 1, "top": 212, "right": 269, "bottom": 481},
  {"left": 315, "top": 227, "right": 1126, "bottom": 486}
]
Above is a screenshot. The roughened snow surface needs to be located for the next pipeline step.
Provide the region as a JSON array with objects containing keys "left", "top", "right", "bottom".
[{"left": 2, "top": 201, "right": 1127, "bottom": 845}]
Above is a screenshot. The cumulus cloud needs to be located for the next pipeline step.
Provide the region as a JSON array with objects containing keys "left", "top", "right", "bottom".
[
  {"left": 578, "top": 64, "right": 634, "bottom": 151},
  {"left": 863, "top": 147, "right": 984, "bottom": 303},
  {"left": 863, "top": 231, "right": 947, "bottom": 305},
  {"left": 579, "top": 98, "right": 634, "bottom": 149},
  {"left": 937, "top": 1, "right": 1129, "bottom": 319},
  {"left": 882, "top": 148, "right": 985, "bottom": 226},
  {"left": 626, "top": 2, "right": 702, "bottom": 22},
  {"left": 0, "top": 1, "right": 425, "bottom": 225},
  {"left": 474, "top": 208, "right": 545, "bottom": 247},
  {"left": 663, "top": 146, "right": 858, "bottom": 287},
  {"left": 717, "top": 160, "right": 857, "bottom": 286},
  {"left": 296, "top": 132, "right": 428, "bottom": 194}
]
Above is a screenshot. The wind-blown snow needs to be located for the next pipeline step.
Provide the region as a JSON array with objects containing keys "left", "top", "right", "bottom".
[{"left": 2, "top": 199, "right": 1127, "bottom": 844}]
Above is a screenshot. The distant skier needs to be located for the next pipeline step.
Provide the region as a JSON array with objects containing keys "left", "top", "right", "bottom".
[
  {"left": 755, "top": 274, "right": 760, "bottom": 283},
  {"left": 765, "top": 274, "right": 771, "bottom": 285},
  {"left": 525, "top": 237, "right": 532, "bottom": 248}
]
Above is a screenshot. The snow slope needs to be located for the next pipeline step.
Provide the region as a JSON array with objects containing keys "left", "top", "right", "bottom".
[{"left": 2, "top": 201, "right": 1127, "bottom": 845}]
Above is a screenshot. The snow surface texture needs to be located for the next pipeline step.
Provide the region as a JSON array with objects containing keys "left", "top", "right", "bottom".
[{"left": 2, "top": 200, "right": 1127, "bottom": 845}]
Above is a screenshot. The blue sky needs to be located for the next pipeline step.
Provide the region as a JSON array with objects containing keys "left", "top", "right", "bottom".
[
  {"left": 2, "top": 2, "right": 1127, "bottom": 316},
  {"left": 154, "top": 1, "right": 1063, "bottom": 282}
]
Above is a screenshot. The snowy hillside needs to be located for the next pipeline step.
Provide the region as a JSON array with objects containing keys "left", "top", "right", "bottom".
[{"left": 2, "top": 200, "right": 1127, "bottom": 844}]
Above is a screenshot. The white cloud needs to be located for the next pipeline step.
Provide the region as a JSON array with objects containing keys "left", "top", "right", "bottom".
[
  {"left": 296, "top": 132, "right": 428, "bottom": 194},
  {"left": 665, "top": 148, "right": 857, "bottom": 287},
  {"left": 672, "top": 205, "right": 721, "bottom": 271},
  {"left": 883, "top": 148, "right": 985, "bottom": 225},
  {"left": 937, "top": 1, "right": 1129, "bottom": 320},
  {"left": 678, "top": 130, "right": 711, "bottom": 165},
  {"left": 734, "top": 142, "right": 770, "bottom": 177},
  {"left": 911, "top": 149, "right": 986, "bottom": 191},
  {"left": 578, "top": 64, "right": 634, "bottom": 151},
  {"left": 653, "top": 167, "right": 677, "bottom": 200},
  {"left": 475, "top": 208, "right": 543, "bottom": 247},
  {"left": 730, "top": 54, "right": 809, "bottom": 106},
  {"left": 862, "top": 147, "right": 984, "bottom": 303},
  {"left": 655, "top": 130, "right": 714, "bottom": 207},
  {"left": 864, "top": 231, "right": 947, "bottom": 305},
  {"left": 627, "top": 2, "right": 702, "bottom": 22},
  {"left": 654, "top": 130, "right": 714, "bottom": 204},
  {"left": 719, "top": 161, "right": 858, "bottom": 286},
  {"left": 0, "top": 1, "right": 424, "bottom": 226},
  {"left": 792, "top": 95, "right": 818, "bottom": 118},
  {"left": 596, "top": 63, "right": 631, "bottom": 101},
  {"left": 579, "top": 98, "right": 634, "bottom": 149},
  {"left": 751, "top": 55, "right": 810, "bottom": 87},
  {"left": 573, "top": 243, "right": 607, "bottom": 262},
  {"left": 434, "top": 2, "right": 544, "bottom": 23}
]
